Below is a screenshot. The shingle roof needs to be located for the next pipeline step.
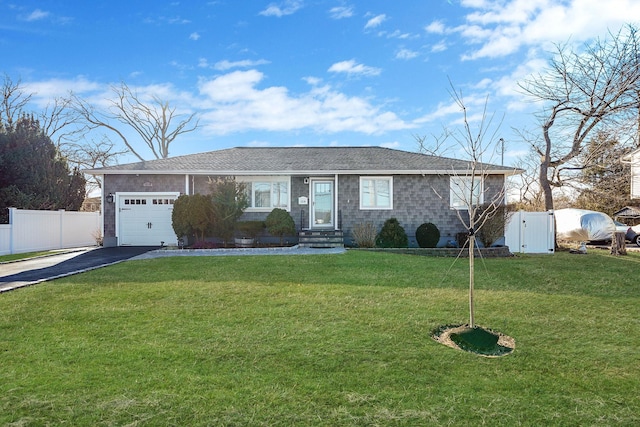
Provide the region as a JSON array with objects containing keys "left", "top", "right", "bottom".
[{"left": 84, "top": 146, "right": 521, "bottom": 176}]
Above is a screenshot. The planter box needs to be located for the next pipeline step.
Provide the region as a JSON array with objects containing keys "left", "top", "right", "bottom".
[{"left": 234, "top": 238, "right": 255, "bottom": 248}]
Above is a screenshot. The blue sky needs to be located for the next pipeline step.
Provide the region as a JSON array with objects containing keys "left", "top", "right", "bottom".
[{"left": 2, "top": 0, "right": 639, "bottom": 166}]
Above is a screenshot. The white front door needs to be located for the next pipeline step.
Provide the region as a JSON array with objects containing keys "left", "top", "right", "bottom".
[
  {"left": 117, "top": 193, "right": 179, "bottom": 246},
  {"left": 311, "top": 180, "right": 334, "bottom": 228}
]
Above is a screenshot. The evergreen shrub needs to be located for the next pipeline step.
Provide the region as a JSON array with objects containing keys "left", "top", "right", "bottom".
[
  {"left": 416, "top": 222, "right": 440, "bottom": 248},
  {"left": 375, "top": 218, "right": 408, "bottom": 248}
]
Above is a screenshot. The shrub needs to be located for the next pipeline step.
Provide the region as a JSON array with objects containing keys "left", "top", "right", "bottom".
[
  {"left": 416, "top": 222, "right": 440, "bottom": 248},
  {"left": 172, "top": 194, "right": 214, "bottom": 242},
  {"left": 172, "top": 195, "right": 192, "bottom": 240},
  {"left": 475, "top": 203, "right": 515, "bottom": 247},
  {"left": 351, "top": 222, "right": 377, "bottom": 248},
  {"left": 209, "top": 177, "right": 249, "bottom": 245},
  {"left": 375, "top": 218, "right": 408, "bottom": 248},
  {"left": 265, "top": 208, "right": 296, "bottom": 245}
]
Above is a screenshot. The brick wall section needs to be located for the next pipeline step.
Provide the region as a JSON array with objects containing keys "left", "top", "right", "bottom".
[{"left": 102, "top": 173, "right": 505, "bottom": 246}]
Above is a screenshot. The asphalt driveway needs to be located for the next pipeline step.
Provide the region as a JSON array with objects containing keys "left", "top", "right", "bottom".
[{"left": 0, "top": 246, "right": 159, "bottom": 292}]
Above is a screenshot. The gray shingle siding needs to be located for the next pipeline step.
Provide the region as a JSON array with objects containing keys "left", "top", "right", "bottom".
[
  {"left": 95, "top": 147, "right": 515, "bottom": 246},
  {"left": 101, "top": 172, "right": 505, "bottom": 246}
]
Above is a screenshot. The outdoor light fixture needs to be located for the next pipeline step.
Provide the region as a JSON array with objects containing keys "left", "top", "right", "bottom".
[{"left": 106, "top": 193, "right": 114, "bottom": 203}]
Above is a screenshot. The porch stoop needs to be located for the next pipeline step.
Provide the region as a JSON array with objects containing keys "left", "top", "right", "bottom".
[{"left": 298, "top": 230, "right": 344, "bottom": 248}]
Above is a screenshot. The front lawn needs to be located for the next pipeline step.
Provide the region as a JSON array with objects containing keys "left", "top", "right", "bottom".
[{"left": 1, "top": 250, "right": 638, "bottom": 425}]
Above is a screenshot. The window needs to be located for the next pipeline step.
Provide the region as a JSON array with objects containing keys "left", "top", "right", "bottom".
[
  {"left": 450, "top": 176, "right": 483, "bottom": 209},
  {"left": 242, "top": 177, "right": 290, "bottom": 211},
  {"left": 360, "top": 177, "right": 393, "bottom": 210}
]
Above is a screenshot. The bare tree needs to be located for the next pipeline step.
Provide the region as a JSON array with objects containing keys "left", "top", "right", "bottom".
[
  {"left": 519, "top": 24, "right": 640, "bottom": 211},
  {"left": 446, "top": 89, "right": 510, "bottom": 328},
  {"left": 72, "top": 82, "right": 199, "bottom": 161},
  {"left": 1, "top": 74, "right": 31, "bottom": 130}
]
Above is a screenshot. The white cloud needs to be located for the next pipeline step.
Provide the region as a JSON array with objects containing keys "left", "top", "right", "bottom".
[
  {"left": 197, "top": 70, "right": 413, "bottom": 135},
  {"left": 25, "top": 9, "right": 50, "bottom": 21},
  {"left": 396, "top": 48, "right": 418, "bottom": 60},
  {"left": 259, "top": 1, "right": 303, "bottom": 17},
  {"left": 328, "top": 60, "right": 381, "bottom": 77},
  {"left": 414, "top": 93, "right": 489, "bottom": 125},
  {"left": 430, "top": 41, "right": 448, "bottom": 53},
  {"left": 212, "top": 59, "right": 270, "bottom": 71},
  {"left": 364, "top": 14, "right": 386, "bottom": 29},
  {"left": 329, "top": 6, "right": 354, "bottom": 19},
  {"left": 380, "top": 141, "right": 400, "bottom": 149},
  {"left": 425, "top": 20, "right": 446, "bottom": 34},
  {"left": 189, "top": 32, "right": 200, "bottom": 40},
  {"left": 455, "top": 0, "right": 640, "bottom": 60},
  {"left": 24, "top": 77, "right": 102, "bottom": 105}
]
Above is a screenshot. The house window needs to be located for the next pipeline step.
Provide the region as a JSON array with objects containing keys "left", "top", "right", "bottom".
[
  {"left": 360, "top": 177, "right": 393, "bottom": 210},
  {"left": 450, "top": 176, "right": 483, "bottom": 209},
  {"left": 242, "top": 177, "right": 290, "bottom": 211}
]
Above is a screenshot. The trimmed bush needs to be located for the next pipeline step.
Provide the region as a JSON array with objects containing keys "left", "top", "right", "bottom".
[
  {"left": 171, "top": 193, "right": 214, "bottom": 242},
  {"left": 375, "top": 218, "right": 409, "bottom": 248},
  {"left": 265, "top": 208, "right": 296, "bottom": 245},
  {"left": 416, "top": 222, "right": 440, "bottom": 248}
]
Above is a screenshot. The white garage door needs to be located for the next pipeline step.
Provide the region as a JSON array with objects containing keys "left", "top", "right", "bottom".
[{"left": 117, "top": 193, "right": 179, "bottom": 246}]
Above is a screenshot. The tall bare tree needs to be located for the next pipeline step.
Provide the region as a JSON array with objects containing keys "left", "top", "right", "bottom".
[
  {"left": 1, "top": 74, "right": 31, "bottom": 130},
  {"left": 519, "top": 24, "right": 640, "bottom": 211},
  {"left": 72, "top": 82, "right": 199, "bottom": 161}
]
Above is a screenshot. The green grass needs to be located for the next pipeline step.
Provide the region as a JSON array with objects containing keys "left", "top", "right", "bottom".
[
  {"left": 0, "top": 250, "right": 60, "bottom": 263},
  {"left": 1, "top": 250, "right": 638, "bottom": 426}
]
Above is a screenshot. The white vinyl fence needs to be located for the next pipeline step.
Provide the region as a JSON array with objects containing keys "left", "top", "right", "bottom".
[
  {"left": 0, "top": 208, "right": 101, "bottom": 255},
  {"left": 505, "top": 210, "right": 555, "bottom": 254}
]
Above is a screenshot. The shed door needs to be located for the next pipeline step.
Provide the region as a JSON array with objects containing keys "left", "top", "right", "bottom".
[{"left": 117, "top": 193, "right": 179, "bottom": 246}]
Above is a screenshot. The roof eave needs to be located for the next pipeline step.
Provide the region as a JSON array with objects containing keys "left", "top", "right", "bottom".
[{"left": 83, "top": 168, "right": 523, "bottom": 176}]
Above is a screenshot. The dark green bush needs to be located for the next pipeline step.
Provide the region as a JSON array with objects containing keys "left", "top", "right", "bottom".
[
  {"left": 209, "top": 177, "right": 249, "bottom": 244},
  {"left": 416, "top": 222, "right": 440, "bottom": 248},
  {"left": 265, "top": 208, "right": 296, "bottom": 245},
  {"left": 375, "top": 218, "right": 408, "bottom": 248},
  {"left": 171, "top": 193, "right": 214, "bottom": 242}
]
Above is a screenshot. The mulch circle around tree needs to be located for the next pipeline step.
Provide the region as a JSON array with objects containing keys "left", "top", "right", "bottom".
[{"left": 431, "top": 324, "right": 515, "bottom": 357}]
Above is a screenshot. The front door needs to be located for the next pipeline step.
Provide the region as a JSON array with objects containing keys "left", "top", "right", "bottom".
[{"left": 311, "top": 180, "right": 334, "bottom": 228}]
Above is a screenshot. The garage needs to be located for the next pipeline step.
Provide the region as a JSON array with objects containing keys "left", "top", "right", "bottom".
[{"left": 116, "top": 192, "right": 180, "bottom": 246}]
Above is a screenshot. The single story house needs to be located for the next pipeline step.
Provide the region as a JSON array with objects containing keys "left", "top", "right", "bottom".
[{"left": 84, "top": 146, "right": 520, "bottom": 247}]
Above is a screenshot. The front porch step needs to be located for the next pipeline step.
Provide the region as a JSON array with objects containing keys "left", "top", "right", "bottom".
[{"left": 298, "top": 230, "right": 344, "bottom": 248}]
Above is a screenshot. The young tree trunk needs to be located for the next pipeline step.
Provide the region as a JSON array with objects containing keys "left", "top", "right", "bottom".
[{"left": 468, "top": 233, "right": 475, "bottom": 328}]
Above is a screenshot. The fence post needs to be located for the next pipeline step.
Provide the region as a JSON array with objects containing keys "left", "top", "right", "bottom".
[
  {"left": 59, "top": 209, "right": 65, "bottom": 249},
  {"left": 9, "top": 207, "right": 15, "bottom": 254}
]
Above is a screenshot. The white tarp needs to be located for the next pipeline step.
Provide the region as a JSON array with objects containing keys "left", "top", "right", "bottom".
[{"left": 555, "top": 208, "right": 615, "bottom": 242}]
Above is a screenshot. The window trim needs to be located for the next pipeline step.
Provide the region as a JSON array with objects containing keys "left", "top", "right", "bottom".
[
  {"left": 450, "top": 175, "right": 484, "bottom": 210},
  {"left": 359, "top": 176, "right": 393, "bottom": 210},
  {"left": 239, "top": 176, "right": 291, "bottom": 212}
]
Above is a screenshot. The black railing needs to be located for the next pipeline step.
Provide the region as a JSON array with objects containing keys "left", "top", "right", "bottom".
[{"left": 299, "top": 209, "right": 307, "bottom": 231}]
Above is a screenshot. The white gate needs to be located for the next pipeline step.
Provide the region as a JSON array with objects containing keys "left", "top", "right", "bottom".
[{"left": 505, "top": 211, "right": 555, "bottom": 254}]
